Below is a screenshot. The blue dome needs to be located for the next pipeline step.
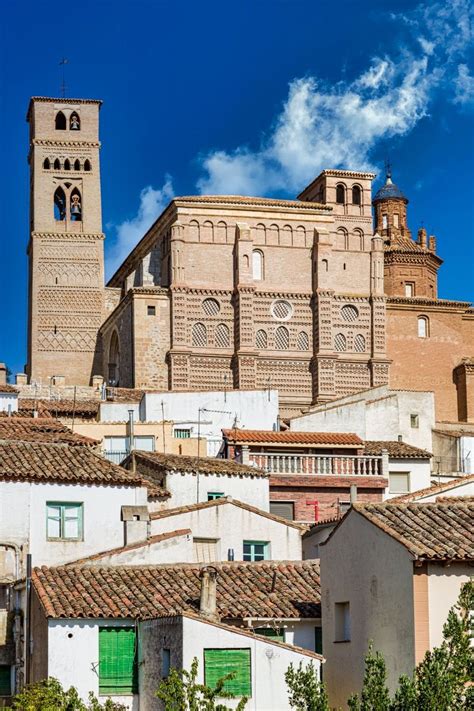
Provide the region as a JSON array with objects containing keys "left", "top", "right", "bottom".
[{"left": 373, "top": 174, "right": 408, "bottom": 203}]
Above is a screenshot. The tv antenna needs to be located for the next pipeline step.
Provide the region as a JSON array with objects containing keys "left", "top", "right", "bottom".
[{"left": 59, "top": 58, "right": 68, "bottom": 98}]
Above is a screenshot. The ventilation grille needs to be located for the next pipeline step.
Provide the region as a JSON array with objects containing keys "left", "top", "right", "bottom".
[
  {"left": 215, "top": 324, "right": 230, "bottom": 348},
  {"left": 202, "top": 298, "right": 220, "bottom": 316},
  {"left": 354, "top": 334, "right": 366, "bottom": 352},
  {"left": 256, "top": 330, "right": 267, "bottom": 349},
  {"left": 275, "top": 326, "right": 290, "bottom": 350},
  {"left": 192, "top": 323, "right": 207, "bottom": 347},
  {"left": 334, "top": 333, "right": 346, "bottom": 352},
  {"left": 272, "top": 300, "right": 292, "bottom": 320},
  {"left": 297, "top": 331, "right": 309, "bottom": 351},
  {"left": 341, "top": 305, "right": 358, "bottom": 322}
]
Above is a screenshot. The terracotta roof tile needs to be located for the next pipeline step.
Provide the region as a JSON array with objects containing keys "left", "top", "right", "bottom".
[
  {"left": 223, "top": 429, "right": 363, "bottom": 446},
  {"left": 129, "top": 451, "right": 267, "bottom": 479},
  {"left": 0, "top": 384, "right": 18, "bottom": 394},
  {"left": 32, "top": 560, "right": 321, "bottom": 620},
  {"left": 0, "top": 441, "right": 145, "bottom": 489},
  {"left": 68, "top": 529, "right": 192, "bottom": 565},
  {"left": 364, "top": 440, "right": 432, "bottom": 459},
  {"left": 353, "top": 501, "right": 474, "bottom": 560},
  {"left": 0, "top": 417, "right": 98, "bottom": 447},
  {"left": 389, "top": 475, "right": 474, "bottom": 503},
  {"left": 175, "top": 195, "right": 331, "bottom": 211}
]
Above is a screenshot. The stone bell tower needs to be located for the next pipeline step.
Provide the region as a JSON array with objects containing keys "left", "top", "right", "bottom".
[{"left": 26, "top": 97, "right": 105, "bottom": 385}]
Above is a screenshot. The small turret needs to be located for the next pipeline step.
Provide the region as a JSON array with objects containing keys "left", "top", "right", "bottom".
[{"left": 373, "top": 164, "right": 410, "bottom": 239}]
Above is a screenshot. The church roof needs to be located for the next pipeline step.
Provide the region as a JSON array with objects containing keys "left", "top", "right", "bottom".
[{"left": 373, "top": 172, "right": 408, "bottom": 203}]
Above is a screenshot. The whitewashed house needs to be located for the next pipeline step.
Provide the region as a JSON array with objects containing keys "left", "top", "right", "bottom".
[
  {"left": 0, "top": 383, "right": 18, "bottom": 414},
  {"left": 320, "top": 500, "right": 473, "bottom": 708},
  {"left": 29, "top": 560, "right": 322, "bottom": 709},
  {"left": 363, "top": 441, "right": 432, "bottom": 499}
]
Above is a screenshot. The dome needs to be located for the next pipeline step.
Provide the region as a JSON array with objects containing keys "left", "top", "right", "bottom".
[{"left": 373, "top": 172, "right": 408, "bottom": 203}]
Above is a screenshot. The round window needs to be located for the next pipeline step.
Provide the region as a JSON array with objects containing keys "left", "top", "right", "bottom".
[
  {"left": 271, "top": 300, "right": 293, "bottom": 321},
  {"left": 341, "top": 305, "right": 359, "bottom": 322},
  {"left": 201, "top": 298, "right": 220, "bottom": 316}
]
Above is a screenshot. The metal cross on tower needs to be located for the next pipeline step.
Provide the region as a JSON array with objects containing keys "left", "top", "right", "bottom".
[{"left": 59, "top": 58, "right": 68, "bottom": 98}]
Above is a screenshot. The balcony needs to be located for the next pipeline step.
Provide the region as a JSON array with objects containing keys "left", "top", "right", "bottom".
[{"left": 248, "top": 453, "right": 385, "bottom": 477}]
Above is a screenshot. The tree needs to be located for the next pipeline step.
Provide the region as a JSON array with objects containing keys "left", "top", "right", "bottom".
[
  {"left": 347, "top": 644, "right": 391, "bottom": 711},
  {"left": 12, "top": 677, "right": 127, "bottom": 711},
  {"left": 156, "top": 656, "right": 248, "bottom": 711},
  {"left": 285, "top": 660, "right": 330, "bottom": 711}
]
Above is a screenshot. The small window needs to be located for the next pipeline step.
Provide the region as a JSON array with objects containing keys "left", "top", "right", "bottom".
[
  {"left": 55, "top": 111, "right": 66, "bottom": 130},
  {"left": 393, "top": 213, "right": 399, "bottom": 227},
  {"left": 275, "top": 326, "right": 289, "bottom": 350},
  {"left": 74, "top": 159, "right": 81, "bottom": 171},
  {"left": 314, "top": 626, "right": 323, "bottom": 655},
  {"left": 208, "top": 492, "right": 224, "bottom": 501},
  {"left": 270, "top": 501, "right": 294, "bottom": 520},
  {"left": 256, "top": 329, "right": 267, "bottom": 349},
  {"left": 297, "top": 331, "right": 309, "bottom": 351},
  {"left": 405, "top": 282, "right": 414, "bottom": 297},
  {"left": 53, "top": 158, "right": 61, "bottom": 170},
  {"left": 336, "top": 184, "right": 345, "bottom": 204},
  {"left": 204, "top": 649, "right": 251, "bottom": 697},
  {"left": 54, "top": 187, "right": 66, "bottom": 221},
  {"left": 354, "top": 334, "right": 366, "bottom": 353},
  {"left": 162, "top": 649, "right": 171, "bottom": 678},
  {"left": 389, "top": 472, "right": 410, "bottom": 494},
  {"left": 192, "top": 322, "right": 207, "bottom": 347},
  {"left": 147, "top": 305, "right": 156, "bottom": 316},
  {"left": 202, "top": 298, "right": 220, "bottom": 315},
  {"left": 84, "top": 159, "right": 91, "bottom": 171},
  {"left": 382, "top": 214, "right": 388, "bottom": 229},
  {"left": 334, "top": 333, "right": 346, "bottom": 352},
  {"left": 46, "top": 502, "right": 83, "bottom": 540},
  {"left": 0, "top": 586, "right": 9, "bottom": 610},
  {"left": 64, "top": 158, "right": 71, "bottom": 171},
  {"left": 335, "top": 602, "right": 350, "bottom": 642},
  {"left": 215, "top": 323, "right": 230, "bottom": 348},
  {"left": 99, "top": 627, "right": 137, "bottom": 695},
  {"left": 193, "top": 538, "right": 218, "bottom": 563},
  {"left": 70, "top": 188, "right": 82, "bottom": 221},
  {"left": 410, "top": 414, "right": 419, "bottom": 428},
  {"left": 418, "top": 316, "right": 429, "bottom": 338},
  {"left": 0, "top": 665, "right": 11, "bottom": 697},
  {"left": 43, "top": 158, "right": 50, "bottom": 170},
  {"left": 70, "top": 112, "right": 80, "bottom": 130},
  {"left": 341, "top": 304, "right": 359, "bottom": 322},
  {"left": 252, "top": 250, "right": 264, "bottom": 280},
  {"left": 254, "top": 627, "right": 284, "bottom": 642},
  {"left": 174, "top": 428, "right": 191, "bottom": 439},
  {"left": 338, "top": 500, "right": 351, "bottom": 516},
  {"left": 243, "top": 540, "right": 269, "bottom": 562},
  {"left": 352, "top": 185, "right": 361, "bottom": 205}
]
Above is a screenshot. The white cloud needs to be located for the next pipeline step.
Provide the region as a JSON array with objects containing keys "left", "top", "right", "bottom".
[
  {"left": 106, "top": 178, "right": 174, "bottom": 278},
  {"left": 453, "top": 64, "right": 474, "bottom": 104}
]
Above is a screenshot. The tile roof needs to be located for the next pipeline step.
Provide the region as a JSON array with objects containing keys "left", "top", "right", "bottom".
[
  {"left": 353, "top": 501, "right": 474, "bottom": 560},
  {"left": 67, "top": 530, "right": 192, "bottom": 565},
  {"left": 128, "top": 450, "right": 268, "bottom": 479},
  {"left": 32, "top": 560, "right": 321, "bottom": 620},
  {"left": 0, "top": 418, "right": 99, "bottom": 447},
  {"left": 0, "top": 384, "right": 18, "bottom": 394},
  {"left": 364, "top": 440, "right": 432, "bottom": 459},
  {"left": 389, "top": 474, "right": 474, "bottom": 503},
  {"left": 15, "top": 399, "right": 100, "bottom": 419},
  {"left": 174, "top": 195, "right": 331, "bottom": 211},
  {"left": 222, "top": 429, "right": 363, "bottom": 447},
  {"left": 150, "top": 496, "right": 307, "bottom": 531},
  {"left": 0, "top": 441, "right": 145, "bottom": 489}
]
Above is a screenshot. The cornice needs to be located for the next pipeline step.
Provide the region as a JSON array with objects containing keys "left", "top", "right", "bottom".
[
  {"left": 171, "top": 287, "right": 233, "bottom": 297},
  {"left": 130, "top": 286, "right": 169, "bottom": 296},
  {"left": 32, "top": 139, "right": 101, "bottom": 148},
  {"left": 254, "top": 290, "right": 313, "bottom": 300},
  {"left": 31, "top": 232, "right": 104, "bottom": 240},
  {"left": 386, "top": 296, "right": 472, "bottom": 310}
]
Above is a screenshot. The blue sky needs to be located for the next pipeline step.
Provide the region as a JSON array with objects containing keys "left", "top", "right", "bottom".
[{"left": 1, "top": 0, "right": 473, "bottom": 376}]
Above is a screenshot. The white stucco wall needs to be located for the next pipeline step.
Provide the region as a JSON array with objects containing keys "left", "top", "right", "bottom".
[
  {"left": 150, "top": 501, "right": 302, "bottom": 561},
  {"left": 0, "top": 392, "right": 18, "bottom": 413},
  {"left": 99, "top": 402, "right": 140, "bottom": 422},
  {"left": 320, "top": 510, "right": 415, "bottom": 708},
  {"left": 162, "top": 471, "right": 269, "bottom": 511},
  {"left": 290, "top": 386, "right": 435, "bottom": 451},
  {"left": 0, "top": 481, "right": 146, "bottom": 569},
  {"left": 82, "top": 531, "right": 194, "bottom": 566},
  {"left": 384, "top": 459, "right": 431, "bottom": 500},
  {"left": 427, "top": 563, "right": 472, "bottom": 648},
  {"left": 141, "top": 390, "right": 279, "bottom": 456},
  {"left": 460, "top": 436, "right": 473, "bottom": 473}
]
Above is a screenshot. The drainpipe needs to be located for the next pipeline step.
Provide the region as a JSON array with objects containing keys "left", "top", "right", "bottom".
[
  {"left": 25, "top": 554, "right": 32, "bottom": 685},
  {"left": 128, "top": 409, "right": 135, "bottom": 455},
  {"left": 2, "top": 543, "right": 21, "bottom": 692}
]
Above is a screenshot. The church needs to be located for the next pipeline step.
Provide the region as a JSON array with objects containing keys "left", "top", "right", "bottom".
[{"left": 25, "top": 96, "right": 473, "bottom": 421}]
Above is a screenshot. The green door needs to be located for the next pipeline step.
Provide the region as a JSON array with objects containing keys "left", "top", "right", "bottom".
[{"left": 99, "top": 627, "right": 138, "bottom": 695}]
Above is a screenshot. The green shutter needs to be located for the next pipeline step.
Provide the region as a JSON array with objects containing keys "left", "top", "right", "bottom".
[
  {"left": 99, "top": 627, "right": 138, "bottom": 695},
  {"left": 254, "top": 627, "right": 284, "bottom": 642},
  {"left": 315, "top": 626, "right": 323, "bottom": 654},
  {"left": 204, "top": 649, "right": 251, "bottom": 697},
  {"left": 0, "top": 666, "right": 11, "bottom": 696}
]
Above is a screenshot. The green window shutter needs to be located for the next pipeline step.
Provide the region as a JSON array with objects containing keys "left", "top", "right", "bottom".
[
  {"left": 99, "top": 627, "right": 138, "bottom": 695},
  {"left": 204, "top": 649, "right": 251, "bottom": 697},
  {"left": 0, "top": 665, "right": 11, "bottom": 696},
  {"left": 254, "top": 627, "right": 284, "bottom": 642},
  {"left": 315, "top": 626, "right": 323, "bottom": 654}
]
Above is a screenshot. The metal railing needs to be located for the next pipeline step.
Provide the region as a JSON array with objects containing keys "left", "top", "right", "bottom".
[{"left": 249, "top": 453, "right": 383, "bottom": 477}]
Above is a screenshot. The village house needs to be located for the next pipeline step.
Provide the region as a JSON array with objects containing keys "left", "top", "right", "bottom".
[
  {"left": 0, "top": 382, "right": 18, "bottom": 415},
  {"left": 319, "top": 500, "right": 474, "bottom": 708},
  {"left": 28, "top": 560, "right": 322, "bottom": 709}
]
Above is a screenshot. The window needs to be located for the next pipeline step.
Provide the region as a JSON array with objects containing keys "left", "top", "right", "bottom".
[
  {"left": 208, "top": 492, "right": 224, "bottom": 501},
  {"left": 382, "top": 214, "right": 388, "bottom": 229},
  {"left": 243, "top": 541, "right": 269, "bottom": 562},
  {"left": 46, "top": 502, "right": 83, "bottom": 540},
  {"left": 64, "top": 158, "right": 71, "bottom": 171},
  {"left": 252, "top": 250, "right": 264, "bottom": 280},
  {"left": 98, "top": 627, "right": 138, "bottom": 695},
  {"left": 418, "top": 316, "right": 429, "bottom": 338},
  {"left": 215, "top": 323, "right": 230, "bottom": 348},
  {"left": 410, "top": 414, "right": 419, "bottom": 428},
  {"left": 133, "top": 435, "right": 154, "bottom": 452},
  {"left": 354, "top": 334, "right": 366, "bottom": 353},
  {"left": 270, "top": 501, "right": 294, "bottom": 520},
  {"left": 69, "top": 112, "right": 80, "bottom": 130},
  {"left": 352, "top": 185, "right": 361, "bottom": 205},
  {"left": 341, "top": 304, "right": 359, "bottom": 321},
  {"left": 174, "top": 428, "right": 191, "bottom": 439},
  {"left": 335, "top": 602, "right": 350, "bottom": 642},
  {"left": 0, "top": 666, "right": 11, "bottom": 697},
  {"left": 389, "top": 472, "right": 410, "bottom": 494},
  {"left": 254, "top": 627, "right": 284, "bottom": 642},
  {"left": 393, "top": 213, "right": 399, "bottom": 227},
  {"left": 55, "top": 111, "right": 66, "bottom": 130},
  {"left": 271, "top": 300, "right": 293, "bottom": 320},
  {"left": 0, "top": 585, "right": 9, "bottom": 610},
  {"left": 162, "top": 649, "right": 171, "bottom": 678},
  {"left": 192, "top": 322, "right": 207, "bottom": 347},
  {"left": 334, "top": 333, "right": 346, "bottom": 352},
  {"left": 43, "top": 158, "right": 50, "bottom": 169},
  {"left": 74, "top": 159, "right": 81, "bottom": 171},
  {"left": 202, "top": 298, "right": 220, "bottom": 315},
  {"left": 314, "top": 627, "right": 323, "bottom": 655},
  {"left": 297, "top": 331, "right": 309, "bottom": 351},
  {"left": 84, "top": 159, "right": 91, "bottom": 171},
  {"left": 338, "top": 500, "right": 351, "bottom": 516},
  {"left": 70, "top": 188, "right": 82, "bottom": 221},
  {"left": 204, "top": 649, "right": 251, "bottom": 697},
  {"left": 147, "top": 305, "right": 156, "bottom": 316},
  {"left": 405, "top": 282, "right": 414, "bottom": 297},
  {"left": 275, "top": 326, "right": 289, "bottom": 350},
  {"left": 54, "top": 186, "right": 66, "bottom": 221},
  {"left": 256, "top": 329, "right": 267, "bottom": 349},
  {"left": 336, "top": 184, "right": 345, "bottom": 204},
  {"left": 194, "top": 538, "right": 218, "bottom": 563},
  {"left": 53, "top": 158, "right": 61, "bottom": 170}
]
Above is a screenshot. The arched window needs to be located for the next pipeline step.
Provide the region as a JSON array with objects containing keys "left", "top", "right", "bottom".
[
  {"left": 382, "top": 214, "right": 388, "bottom": 229},
  {"left": 84, "top": 159, "right": 91, "bottom": 171},
  {"left": 352, "top": 185, "right": 361, "bottom": 205},
  {"left": 69, "top": 112, "right": 80, "bottom": 130},
  {"left": 53, "top": 187, "right": 66, "bottom": 221},
  {"left": 256, "top": 329, "right": 267, "bottom": 349},
  {"left": 252, "top": 250, "right": 264, "bottom": 280},
  {"left": 215, "top": 323, "right": 230, "bottom": 348},
  {"left": 321, "top": 258, "right": 329, "bottom": 271},
  {"left": 354, "top": 334, "right": 366, "bottom": 352},
  {"left": 70, "top": 188, "right": 82, "bottom": 221},
  {"left": 74, "top": 159, "right": 81, "bottom": 171},
  {"left": 297, "top": 331, "right": 309, "bottom": 350},
  {"left": 55, "top": 111, "right": 66, "bottom": 130},
  {"left": 64, "top": 158, "right": 71, "bottom": 171},
  {"left": 202, "top": 298, "right": 220, "bottom": 315},
  {"left": 336, "top": 184, "right": 345, "bottom": 204},
  {"left": 275, "top": 326, "right": 289, "bottom": 350},
  {"left": 353, "top": 228, "right": 364, "bottom": 251},
  {"left": 53, "top": 158, "right": 61, "bottom": 170},
  {"left": 336, "top": 227, "right": 349, "bottom": 250},
  {"left": 418, "top": 316, "right": 429, "bottom": 338},
  {"left": 192, "top": 322, "right": 207, "bottom": 347},
  {"left": 108, "top": 332, "right": 120, "bottom": 386},
  {"left": 334, "top": 333, "right": 347, "bottom": 352},
  {"left": 43, "top": 158, "right": 50, "bottom": 169}
]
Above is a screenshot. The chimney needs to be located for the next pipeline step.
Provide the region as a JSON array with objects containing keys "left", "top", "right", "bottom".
[
  {"left": 0, "top": 364, "right": 6, "bottom": 386},
  {"left": 418, "top": 227, "right": 427, "bottom": 249},
  {"left": 121, "top": 506, "right": 150, "bottom": 546},
  {"left": 398, "top": 434, "right": 403, "bottom": 443},
  {"left": 227, "top": 548, "right": 235, "bottom": 561},
  {"left": 428, "top": 235, "right": 436, "bottom": 252},
  {"left": 199, "top": 566, "right": 219, "bottom": 620},
  {"left": 350, "top": 485, "right": 357, "bottom": 504}
]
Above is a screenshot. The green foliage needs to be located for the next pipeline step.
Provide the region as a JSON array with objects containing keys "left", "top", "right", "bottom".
[
  {"left": 12, "top": 677, "right": 127, "bottom": 711},
  {"left": 285, "top": 660, "right": 330, "bottom": 711},
  {"left": 347, "top": 644, "right": 391, "bottom": 711},
  {"left": 155, "top": 656, "right": 248, "bottom": 711}
]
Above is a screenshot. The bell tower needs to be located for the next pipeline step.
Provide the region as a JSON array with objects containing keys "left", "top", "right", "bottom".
[{"left": 26, "top": 97, "right": 105, "bottom": 385}]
